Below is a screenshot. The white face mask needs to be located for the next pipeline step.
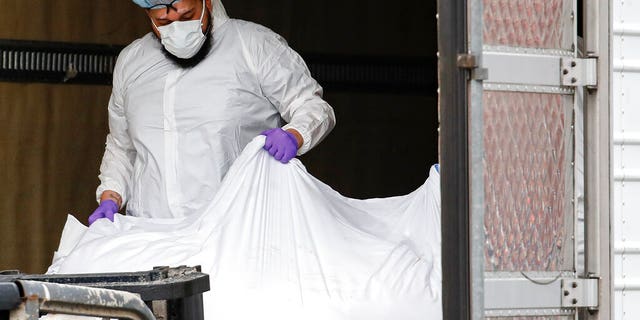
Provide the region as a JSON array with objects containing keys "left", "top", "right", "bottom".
[{"left": 152, "top": 0, "right": 208, "bottom": 59}]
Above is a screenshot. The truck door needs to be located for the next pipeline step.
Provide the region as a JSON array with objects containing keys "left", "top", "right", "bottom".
[{"left": 438, "top": 0, "right": 611, "bottom": 319}]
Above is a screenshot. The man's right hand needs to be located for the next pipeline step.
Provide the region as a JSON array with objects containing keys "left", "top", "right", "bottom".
[{"left": 88, "top": 200, "right": 119, "bottom": 225}]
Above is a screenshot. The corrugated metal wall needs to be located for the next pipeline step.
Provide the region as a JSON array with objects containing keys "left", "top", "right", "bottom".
[
  {"left": 0, "top": 1, "right": 438, "bottom": 273},
  {"left": 613, "top": 0, "right": 640, "bottom": 319}
]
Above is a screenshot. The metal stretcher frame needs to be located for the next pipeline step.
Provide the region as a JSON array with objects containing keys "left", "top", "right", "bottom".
[{"left": 0, "top": 266, "right": 210, "bottom": 320}]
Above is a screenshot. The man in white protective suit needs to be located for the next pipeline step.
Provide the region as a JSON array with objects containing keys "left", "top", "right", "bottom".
[{"left": 88, "top": 0, "right": 336, "bottom": 223}]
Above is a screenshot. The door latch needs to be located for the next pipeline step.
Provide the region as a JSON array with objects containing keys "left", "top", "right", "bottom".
[{"left": 457, "top": 53, "right": 488, "bottom": 81}]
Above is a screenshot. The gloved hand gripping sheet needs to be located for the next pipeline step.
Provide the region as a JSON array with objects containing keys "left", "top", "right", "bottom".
[{"left": 48, "top": 136, "right": 442, "bottom": 320}]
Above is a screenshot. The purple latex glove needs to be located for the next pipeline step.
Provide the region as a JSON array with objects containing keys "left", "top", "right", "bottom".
[
  {"left": 261, "top": 128, "right": 299, "bottom": 163},
  {"left": 88, "top": 199, "right": 119, "bottom": 225}
]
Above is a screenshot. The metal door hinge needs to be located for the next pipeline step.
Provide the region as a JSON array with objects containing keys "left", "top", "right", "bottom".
[
  {"left": 561, "top": 57, "right": 597, "bottom": 88},
  {"left": 484, "top": 273, "right": 599, "bottom": 317},
  {"left": 457, "top": 53, "right": 488, "bottom": 80},
  {"left": 561, "top": 278, "right": 599, "bottom": 308}
]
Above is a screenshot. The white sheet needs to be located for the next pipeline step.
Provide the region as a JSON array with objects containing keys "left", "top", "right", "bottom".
[{"left": 48, "top": 136, "right": 442, "bottom": 320}]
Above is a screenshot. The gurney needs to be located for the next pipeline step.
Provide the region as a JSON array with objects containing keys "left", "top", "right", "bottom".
[{"left": 0, "top": 266, "right": 208, "bottom": 320}]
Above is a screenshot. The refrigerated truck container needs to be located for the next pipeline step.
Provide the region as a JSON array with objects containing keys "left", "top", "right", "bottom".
[
  {"left": 613, "top": 0, "right": 640, "bottom": 319},
  {"left": 437, "top": 0, "right": 635, "bottom": 319}
]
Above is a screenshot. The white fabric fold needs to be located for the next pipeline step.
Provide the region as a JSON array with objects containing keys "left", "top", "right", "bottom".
[{"left": 51, "top": 136, "right": 441, "bottom": 320}]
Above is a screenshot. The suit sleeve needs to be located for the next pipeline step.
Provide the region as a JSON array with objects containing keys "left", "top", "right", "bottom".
[
  {"left": 95, "top": 50, "right": 136, "bottom": 206},
  {"left": 255, "top": 31, "right": 336, "bottom": 155}
]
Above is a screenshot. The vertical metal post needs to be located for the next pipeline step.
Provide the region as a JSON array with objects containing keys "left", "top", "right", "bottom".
[
  {"left": 437, "top": 0, "right": 472, "bottom": 319},
  {"left": 583, "top": 0, "right": 612, "bottom": 319},
  {"left": 467, "top": 0, "right": 484, "bottom": 319}
]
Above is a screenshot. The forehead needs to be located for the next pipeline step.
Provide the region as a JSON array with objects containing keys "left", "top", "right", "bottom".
[
  {"left": 147, "top": 0, "right": 200, "bottom": 19},
  {"left": 147, "top": 0, "right": 201, "bottom": 10},
  {"left": 142, "top": 0, "right": 182, "bottom": 8}
]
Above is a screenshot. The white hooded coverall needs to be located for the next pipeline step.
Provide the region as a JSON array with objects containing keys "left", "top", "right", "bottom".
[{"left": 96, "top": 1, "right": 336, "bottom": 218}]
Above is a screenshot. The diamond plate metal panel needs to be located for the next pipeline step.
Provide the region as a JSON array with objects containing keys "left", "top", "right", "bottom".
[
  {"left": 484, "top": 91, "right": 573, "bottom": 272},
  {"left": 487, "top": 317, "right": 573, "bottom": 320},
  {"left": 483, "top": 0, "right": 570, "bottom": 49}
]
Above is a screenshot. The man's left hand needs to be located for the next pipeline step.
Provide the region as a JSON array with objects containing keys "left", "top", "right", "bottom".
[{"left": 261, "top": 128, "right": 302, "bottom": 163}]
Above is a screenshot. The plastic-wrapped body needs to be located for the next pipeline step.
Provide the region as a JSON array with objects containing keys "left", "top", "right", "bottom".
[{"left": 50, "top": 136, "right": 442, "bottom": 320}]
